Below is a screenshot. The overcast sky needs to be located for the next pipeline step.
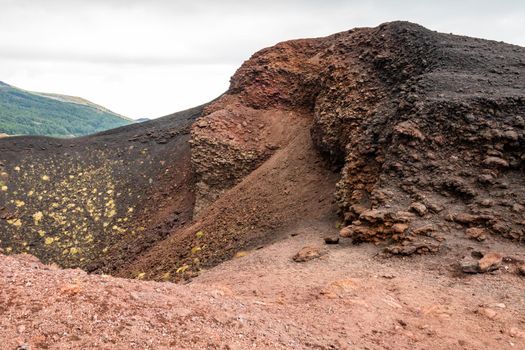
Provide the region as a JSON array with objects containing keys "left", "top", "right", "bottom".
[{"left": 0, "top": 0, "right": 524, "bottom": 119}]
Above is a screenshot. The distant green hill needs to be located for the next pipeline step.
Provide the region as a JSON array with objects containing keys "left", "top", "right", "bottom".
[{"left": 0, "top": 81, "right": 133, "bottom": 137}]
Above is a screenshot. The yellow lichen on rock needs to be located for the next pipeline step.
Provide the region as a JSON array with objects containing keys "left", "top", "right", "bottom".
[
  {"left": 0, "top": 150, "right": 133, "bottom": 268},
  {"left": 176, "top": 265, "right": 190, "bottom": 274},
  {"left": 7, "top": 218, "right": 22, "bottom": 228},
  {"left": 33, "top": 211, "right": 44, "bottom": 225}
]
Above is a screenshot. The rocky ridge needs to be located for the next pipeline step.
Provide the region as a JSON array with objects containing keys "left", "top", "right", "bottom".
[{"left": 188, "top": 21, "right": 525, "bottom": 263}]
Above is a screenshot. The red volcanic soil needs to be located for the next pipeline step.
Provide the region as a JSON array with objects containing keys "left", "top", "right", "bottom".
[
  {"left": 1, "top": 21, "right": 525, "bottom": 348},
  {"left": 2, "top": 227, "right": 525, "bottom": 349}
]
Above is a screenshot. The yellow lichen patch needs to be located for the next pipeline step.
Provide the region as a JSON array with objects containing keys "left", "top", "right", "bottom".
[
  {"left": 195, "top": 230, "right": 205, "bottom": 238},
  {"left": 191, "top": 246, "right": 202, "bottom": 255},
  {"left": 136, "top": 272, "right": 146, "bottom": 280},
  {"left": 112, "top": 225, "right": 125, "bottom": 234},
  {"left": 7, "top": 218, "right": 22, "bottom": 228},
  {"left": 176, "top": 265, "right": 190, "bottom": 274},
  {"left": 0, "top": 151, "right": 135, "bottom": 266},
  {"left": 33, "top": 211, "right": 44, "bottom": 225}
]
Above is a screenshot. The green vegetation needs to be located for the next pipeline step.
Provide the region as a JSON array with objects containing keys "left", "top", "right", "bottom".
[{"left": 0, "top": 81, "right": 132, "bottom": 137}]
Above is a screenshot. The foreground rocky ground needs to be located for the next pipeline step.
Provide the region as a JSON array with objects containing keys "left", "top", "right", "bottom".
[{"left": 2, "top": 222, "right": 525, "bottom": 349}]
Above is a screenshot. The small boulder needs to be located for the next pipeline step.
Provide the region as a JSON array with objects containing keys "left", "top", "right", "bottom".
[
  {"left": 293, "top": 246, "right": 323, "bottom": 262},
  {"left": 339, "top": 226, "right": 353, "bottom": 238},
  {"left": 410, "top": 202, "right": 427, "bottom": 216},
  {"left": 360, "top": 209, "right": 386, "bottom": 223},
  {"left": 392, "top": 211, "right": 416, "bottom": 223},
  {"left": 482, "top": 156, "right": 509, "bottom": 168},
  {"left": 385, "top": 242, "right": 439, "bottom": 255},
  {"left": 461, "top": 252, "right": 503, "bottom": 273},
  {"left": 478, "top": 252, "right": 503, "bottom": 273},
  {"left": 491, "top": 220, "right": 511, "bottom": 235},
  {"left": 339, "top": 225, "right": 375, "bottom": 239},
  {"left": 460, "top": 256, "right": 480, "bottom": 273},
  {"left": 196, "top": 120, "right": 209, "bottom": 128},
  {"left": 394, "top": 120, "right": 425, "bottom": 141},
  {"left": 454, "top": 213, "right": 481, "bottom": 225},
  {"left": 391, "top": 223, "right": 409, "bottom": 234},
  {"left": 465, "top": 227, "right": 487, "bottom": 241},
  {"left": 412, "top": 224, "right": 435, "bottom": 235}
]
